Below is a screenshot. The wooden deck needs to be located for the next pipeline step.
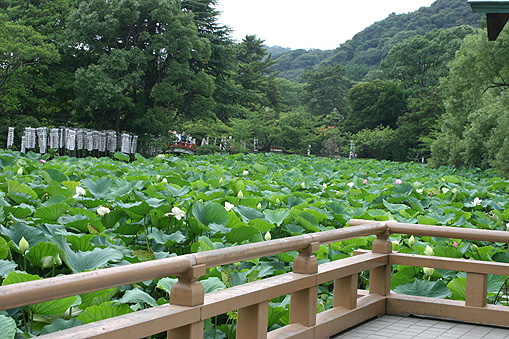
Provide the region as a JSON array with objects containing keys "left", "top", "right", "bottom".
[{"left": 332, "top": 315, "right": 509, "bottom": 339}]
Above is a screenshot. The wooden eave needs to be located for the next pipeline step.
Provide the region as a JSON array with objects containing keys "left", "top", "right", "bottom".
[{"left": 469, "top": 0, "right": 509, "bottom": 40}]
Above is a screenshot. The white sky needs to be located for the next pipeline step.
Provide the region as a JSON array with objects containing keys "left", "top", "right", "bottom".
[{"left": 216, "top": 0, "right": 438, "bottom": 50}]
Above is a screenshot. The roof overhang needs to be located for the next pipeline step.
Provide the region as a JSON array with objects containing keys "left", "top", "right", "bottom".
[{"left": 469, "top": 0, "right": 509, "bottom": 40}]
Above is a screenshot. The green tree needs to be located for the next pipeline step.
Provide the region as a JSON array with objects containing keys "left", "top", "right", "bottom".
[
  {"left": 67, "top": 0, "right": 215, "bottom": 135},
  {"left": 431, "top": 29, "right": 509, "bottom": 176},
  {"left": 0, "top": 0, "right": 85, "bottom": 126},
  {"left": 0, "top": 14, "right": 59, "bottom": 89},
  {"left": 302, "top": 63, "right": 351, "bottom": 116},
  {"left": 345, "top": 79, "right": 407, "bottom": 133},
  {"left": 381, "top": 25, "right": 476, "bottom": 90},
  {"left": 234, "top": 35, "right": 281, "bottom": 111}
]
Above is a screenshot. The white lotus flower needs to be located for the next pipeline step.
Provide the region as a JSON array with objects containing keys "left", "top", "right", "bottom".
[
  {"left": 473, "top": 197, "right": 482, "bottom": 206},
  {"left": 97, "top": 206, "right": 111, "bottom": 216},
  {"left": 423, "top": 267, "right": 434, "bottom": 276},
  {"left": 416, "top": 188, "right": 424, "bottom": 194},
  {"left": 17, "top": 167, "right": 23, "bottom": 175},
  {"left": 425, "top": 245, "right": 434, "bottom": 256},
  {"left": 442, "top": 188, "right": 450, "bottom": 194},
  {"left": 73, "top": 186, "right": 86, "bottom": 198},
  {"left": 347, "top": 182, "right": 355, "bottom": 188},
  {"left": 19, "top": 237, "right": 29, "bottom": 253},
  {"left": 301, "top": 182, "right": 306, "bottom": 188},
  {"left": 225, "top": 201, "right": 234, "bottom": 212},
  {"left": 242, "top": 170, "right": 249, "bottom": 176},
  {"left": 162, "top": 178, "right": 168, "bottom": 183},
  {"left": 168, "top": 206, "right": 186, "bottom": 220},
  {"left": 264, "top": 231, "right": 271, "bottom": 241},
  {"left": 408, "top": 235, "right": 415, "bottom": 247}
]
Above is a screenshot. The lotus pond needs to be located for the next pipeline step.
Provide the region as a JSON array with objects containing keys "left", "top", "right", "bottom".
[{"left": 0, "top": 150, "right": 508, "bottom": 338}]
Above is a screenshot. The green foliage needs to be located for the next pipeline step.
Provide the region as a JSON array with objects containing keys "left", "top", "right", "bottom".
[
  {"left": 302, "top": 63, "right": 351, "bottom": 116},
  {"left": 345, "top": 80, "right": 407, "bottom": 133},
  {"left": 350, "top": 126, "right": 398, "bottom": 160},
  {"left": 330, "top": 0, "right": 482, "bottom": 69},
  {"left": 1, "top": 150, "right": 509, "bottom": 335},
  {"left": 381, "top": 25, "right": 476, "bottom": 90},
  {"left": 431, "top": 28, "right": 509, "bottom": 177}
]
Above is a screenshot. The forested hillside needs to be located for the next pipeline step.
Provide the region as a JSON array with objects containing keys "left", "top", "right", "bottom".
[{"left": 272, "top": 0, "right": 483, "bottom": 82}]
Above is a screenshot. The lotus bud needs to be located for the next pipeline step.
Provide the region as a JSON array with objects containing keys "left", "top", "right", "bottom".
[
  {"left": 423, "top": 267, "right": 434, "bottom": 276},
  {"left": 471, "top": 243, "right": 479, "bottom": 252},
  {"left": 407, "top": 235, "right": 415, "bottom": 247},
  {"left": 276, "top": 198, "right": 280, "bottom": 205},
  {"left": 19, "top": 237, "right": 29, "bottom": 253},
  {"left": 54, "top": 254, "right": 62, "bottom": 266},
  {"left": 237, "top": 190, "right": 244, "bottom": 199},
  {"left": 97, "top": 206, "right": 111, "bottom": 216},
  {"left": 41, "top": 256, "right": 55, "bottom": 268},
  {"left": 219, "top": 177, "right": 224, "bottom": 186},
  {"left": 39, "top": 159, "right": 46, "bottom": 164},
  {"left": 425, "top": 245, "right": 434, "bottom": 256},
  {"left": 17, "top": 167, "right": 23, "bottom": 175},
  {"left": 264, "top": 231, "right": 271, "bottom": 241},
  {"left": 323, "top": 183, "right": 327, "bottom": 189},
  {"left": 453, "top": 241, "right": 458, "bottom": 248},
  {"left": 442, "top": 188, "right": 450, "bottom": 194},
  {"left": 242, "top": 170, "right": 249, "bottom": 176},
  {"left": 162, "top": 178, "right": 168, "bottom": 183},
  {"left": 301, "top": 182, "right": 306, "bottom": 188},
  {"left": 395, "top": 179, "right": 403, "bottom": 184},
  {"left": 256, "top": 202, "right": 262, "bottom": 210}
]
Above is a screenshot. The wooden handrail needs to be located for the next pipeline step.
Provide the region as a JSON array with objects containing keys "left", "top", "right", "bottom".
[
  {"left": 350, "top": 219, "right": 509, "bottom": 243},
  {"left": 0, "top": 222, "right": 386, "bottom": 312}
]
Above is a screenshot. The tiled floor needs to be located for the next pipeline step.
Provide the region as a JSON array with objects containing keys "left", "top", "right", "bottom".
[{"left": 332, "top": 315, "right": 509, "bottom": 338}]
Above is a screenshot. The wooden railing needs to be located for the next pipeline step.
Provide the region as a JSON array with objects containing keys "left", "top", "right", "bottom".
[{"left": 1, "top": 220, "right": 509, "bottom": 338}]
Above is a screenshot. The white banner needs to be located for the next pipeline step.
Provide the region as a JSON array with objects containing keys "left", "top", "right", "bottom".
[
  {"left": 77, "top": 130, "right": 84, "bottom": 150},
  {"left": 130, "top": 135, "right": 138, "bottom": 154},
  {"left": 86, "top": 132, "right": 93, "bottom": 151},
  {"left": 121, "top": 133, "right": 130, "bottom": 153},
  {"left": 67, "top": 130, "right": 76, "bottom": 151},
  {"left": 7, "top": 127, "right": 14, "bottom": 147},
  {"left": 37, "top": 127, "right": 47, "bottom": 153}
]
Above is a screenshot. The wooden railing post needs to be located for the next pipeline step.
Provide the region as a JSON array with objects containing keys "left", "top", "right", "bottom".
[
  {"left": 167, "top": 264, "right": 206, "bottom": 339},
  {"left": 466, "top": 272, "right": 488, "bottom": 307},
  {"left": 334, "top": 274, "right": 358, "bottom": 309},
  {"left": 369, "top": 229, "right": 391, "bottom": 296},
  {"left": 237, "top": 301, "right": 269, "bottom": 339},
  {"left": 290, "top": 242, "right": 320, "bottom": 327}
]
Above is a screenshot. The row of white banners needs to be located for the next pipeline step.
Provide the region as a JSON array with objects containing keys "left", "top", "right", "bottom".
[{"left": 7, "top": 127, "right": 138, "bottom": 154}]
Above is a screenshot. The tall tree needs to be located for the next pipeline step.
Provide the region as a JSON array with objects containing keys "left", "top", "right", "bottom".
[
  {"left": 67, "top": 0, "right": 215, "bottom": 135},
  {"left": 431, "top": 28, "right": 509, "bottom": 176},
  {"left": 234, "top": 35, "right": 282, "bottom": 111},
  {"left": 302, "top": 63, "right": 351, "bottom": 116},
  {"left": 345, "top": 79, "right": 407, "bottom": 133}
]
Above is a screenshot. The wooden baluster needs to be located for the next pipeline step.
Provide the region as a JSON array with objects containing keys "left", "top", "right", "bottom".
[
  {"left": 369, "top": 230, "right": 391, "bottom": 296},
  {"left": 466, "top": 272, "right": 488, "bottom": 307},
  {"left": 334, "top": 274, "right": 358, "bottom": 309},
  {"left": 237, "top": 301, "right": 269, "bottom": 339},
  {"left": 167, "top": 265, "right": 206, "bottom": 339},
  {"left": 290, "top": 242, "right": 320, "bottom": 327}
]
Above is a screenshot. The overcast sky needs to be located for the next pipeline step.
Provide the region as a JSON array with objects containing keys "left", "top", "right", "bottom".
[{"left": 216, "top": 0, "right": 437, "bottom": 50}]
